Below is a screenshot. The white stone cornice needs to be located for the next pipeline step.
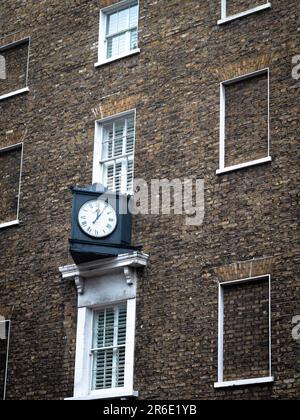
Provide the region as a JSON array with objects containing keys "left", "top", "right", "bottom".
[{"left": 59, "top": 252, "right": 149, "bottom": 291}]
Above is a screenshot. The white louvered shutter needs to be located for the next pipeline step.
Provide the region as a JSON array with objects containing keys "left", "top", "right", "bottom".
[
  {"left": 106, "top": 4, "right": 139, "bottom": 60},
  {"left": 100, "top": 114, "right": 135, "bottom": 194},
  {"left": 92, "top": 304, "right": 127, "bottom": 390}
]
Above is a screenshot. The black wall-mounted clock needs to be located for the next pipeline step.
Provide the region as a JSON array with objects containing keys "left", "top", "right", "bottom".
[{"left": 69, "top": 184, "right": 141, "bottom": 264}]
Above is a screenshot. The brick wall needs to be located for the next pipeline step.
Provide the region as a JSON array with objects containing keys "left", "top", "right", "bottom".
[{"left": 0, "top": 0, "right": 299, "bottom": 400}]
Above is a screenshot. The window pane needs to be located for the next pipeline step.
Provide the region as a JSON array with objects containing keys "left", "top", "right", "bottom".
[
  {"left": 115, "top": 162, "right": 123, "bottom": 193},
  {"left": 118, "top": 8, "right": 129, "bottom": 32},
  {"left": 114, "top": 120, "right": 125, "bottom": 157},
  {"left": 129, "top": 5, "right": 139, "bottom": 27},
  {"left": 106, "top": 35, "right": 119, "bottom": 59},
  {"left": 118, "top": 33, "right": 127, "bottom": 56},
  {"left": 127, "top": 159, "right": 134, "bottom": 193},
  {"left": 107, "top": 11, "right": 118, "bottom": 36},
  {"left": 130, "top": 29, "right": 138, "bottom": 51},
  {"left": 103, "top": 163, "right": 114, "bottom": 191},
  {"left": 102, "top": 124, "right": 113, "bottom": 160}
]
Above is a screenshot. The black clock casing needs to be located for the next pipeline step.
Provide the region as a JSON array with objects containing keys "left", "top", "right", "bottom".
[{"left": 69, "top": 184, "right": 141, "bottom": 264}]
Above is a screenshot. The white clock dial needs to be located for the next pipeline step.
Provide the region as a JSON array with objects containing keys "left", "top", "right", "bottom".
[{"left": 78, "top": 199, "right": 117, "bottom": 239}]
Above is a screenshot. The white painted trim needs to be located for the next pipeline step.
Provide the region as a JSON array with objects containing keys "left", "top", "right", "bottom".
[
  {"left": 97, "top": 0, "right": 139, "bottom": 67},
  {"left": 216, "top": 275, "right": 273, "bottom": 387},
  {"left": 0, "top": 87, "right": 29, "bottom": 102},
  {"left": 59, "top": 251, "right": 149, "bottom": 281},
  {"left": 0, "top": 37, "right": 31, "bottom": 101},
  {"left": 95, "top": 49, "right": 140, "bottom": 68},
  {"left": 218, "top": 68, "right": 270, "bottom": 174},
  {"left": 214, "top": 376, "right": 274, "bottom": 389},
  {"left": 217, "top": 156, "right": 272, "bottom": 175},
  {"left": 218, "top": 2, "right": 272, "bottom": 25},
  {"left": 0, "top": 142, "right": 23, "bottom": 230},
  {"left": 0, "top": 220, "right": 20, "bottom": 230},
  {"left": 66, "top": 390, "right": 139, "bottom": 401}
]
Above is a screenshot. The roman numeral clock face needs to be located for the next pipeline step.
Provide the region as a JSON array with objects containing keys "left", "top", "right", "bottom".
[{"left": 78, "top": 199, "right": 117, "bottom": 239}]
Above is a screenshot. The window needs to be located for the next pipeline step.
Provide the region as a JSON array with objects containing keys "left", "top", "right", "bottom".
[
  {"left": 0, "top": 38, "right": 30, "bottom": 101},
  {"left": 91, "top": 304, "right": 127, "bottom": 391},
  {"left": 215, "top": 275, "right": 274, "bottom": 388},
  {"left": 61, "top": 252, "right": 149, "bottom": 400},
  {"left": 217, "top": 69, "right": 271, "bottom": 174},
  {"left": 0, "top": 143, "right": 23, "bottom": 229},
  {"left": 96, "top": 0, "right": 139, "bottom": 66},
  {"left": 93, "top": 111, "right": 136, "bottom": 195},
  {"left": 218, "top": 1, "right": 271, "bottom": 24},
  {"left": 0, "top": 318, "right": 11, "bottom": 401}
]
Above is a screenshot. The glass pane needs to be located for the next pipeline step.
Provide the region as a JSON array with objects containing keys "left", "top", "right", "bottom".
[
  {"left": 118, "top": 32, "right": 127, "bottom": 56},
  {"left": 107, "top": 11, "right": 118, "bottom": 35},
  {"left": 126, "top": 117, "right": 135, "bottom": 154},
  {"left": 130, "top": 28, "right": 138, "bottom": 50},
  {"left": 126, "top": 160, "right": 134, "bottom": 193},
  {"left": 118, "top": 8, "right": 129, "bottom": 32},
  {"left": 102, "top": 124, "right": 114, "bottom": 160},
  {"left": 115, "top": 162, "right": 123, "bottom": 193},
  {"left": 114, "top": 120, "right": 125, "bottom": 157},
  {"left": 103, "top": 163, "right": 114, "bottom": 191},
  {"left": 129, "top": 5, "right": 138, "bottom": 27},
  {"left": 117, "top": 304, "right": 127, "bottom": 346},
  {"left": 106, "top": 35, "right": 119, "bottom": 59}
]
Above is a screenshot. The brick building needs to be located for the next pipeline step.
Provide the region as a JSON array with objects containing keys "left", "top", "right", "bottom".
[{"left": 0, "top": 0, "right": 300, "bottom": 400}]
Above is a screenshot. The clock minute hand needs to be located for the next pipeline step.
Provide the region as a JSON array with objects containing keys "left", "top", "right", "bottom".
[{"left": 93, "top": 204, "right": 108, "bottom": 224}]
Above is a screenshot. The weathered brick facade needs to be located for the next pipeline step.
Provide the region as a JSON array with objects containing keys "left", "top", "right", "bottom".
[{"left": 0, "top": 0, "right": 299, "bottom": 400}]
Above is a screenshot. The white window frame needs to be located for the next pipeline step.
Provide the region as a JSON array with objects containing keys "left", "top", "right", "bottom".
[
  {"left": 0, "top": 319, "right": 11, "bottom": 401},
  {"left": 0, "top": 37, "right": 31, "bottom": 101},
  {"left": 93, "top": 109, "right": 136, "bottom": 195},
  {"left": 0, "top": 143, "right": 24, "bottom": 229},
  {"left": 215, "top": 274, "right": 274, "bottom": 389},
  {"left": 218, "top": 1, "right": 272, "bottom": 25},
  {"left": 70, "top": 299, "right": 137, "bottom": 400},
  {"left": 95, "top": 0, "right": 140, "bottom": 68},
  {"left": 217, "top": 68, "right": 271, "bottom": 175}
]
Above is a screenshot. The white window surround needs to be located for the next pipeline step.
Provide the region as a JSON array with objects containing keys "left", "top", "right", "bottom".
[
  {"left": 95, "top": 0, "right": 140, "bottom": 68},
  {"left": 60, "top": 251, "right": 149, "bottom": 400},
  {"left": 217, "top": 68, "right": 271, "bottom": 175},
  {"left": 218, "top": 2, "right": 272, "bottom": 25},
  {"left": 0, "top": 37, "right": 31, "bottom": 101},
  {"left": 93, "top": 109, "right": 136, "bottom": 195},
  {"left": 0, "top": 319, "right": 11, "bottom": 401},
  {"left": 0, "top": 143, "right": 24, "bottom": 230},
  {"left": 215, "top": 274, "right": 274, "bottom": 389}
]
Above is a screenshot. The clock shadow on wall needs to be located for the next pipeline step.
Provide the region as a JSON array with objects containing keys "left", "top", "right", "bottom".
[{"left": 69, "top": 184, "right": 142, "bottom": 265}]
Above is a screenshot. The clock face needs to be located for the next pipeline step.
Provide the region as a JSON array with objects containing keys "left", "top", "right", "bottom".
[{"left": 78, "top": 199, "right": 117, "bottom": 239}]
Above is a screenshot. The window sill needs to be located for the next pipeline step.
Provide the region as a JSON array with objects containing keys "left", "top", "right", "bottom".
[
  {"left": 0, "top": 87, "right": 29, "bottom": 102},
  {"left": 217, "top": 3, "right": 272, "bottom": 25},
  {"left": 65, "top": 390, "right": 139, "bottom": 401},
  {"left": 95, "top": 49, "right": 140, "bottom": 68},
  {"left": 214, "top": 376, "right": 274, "bottom": 389},
  {"left": 0, "top": 220, "right": 19, "bottom": 229},
  {"left": 216, "top": 156, "right": 272, "bottom": 175}
]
